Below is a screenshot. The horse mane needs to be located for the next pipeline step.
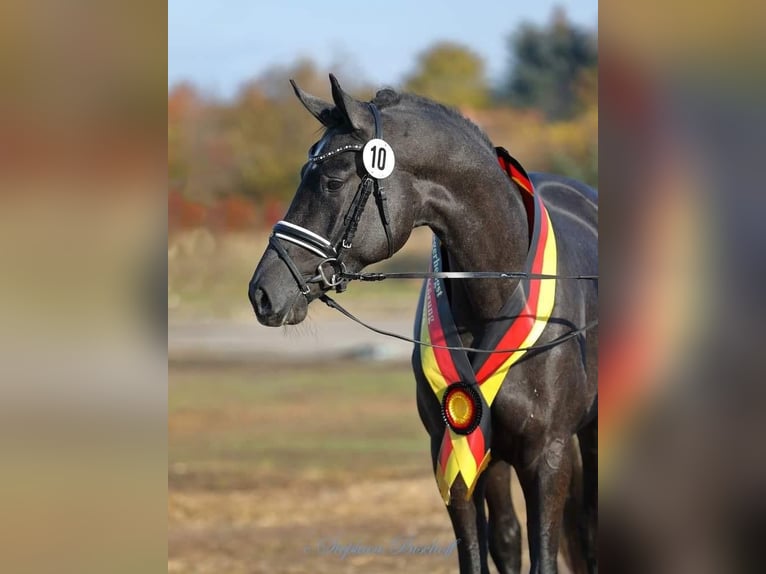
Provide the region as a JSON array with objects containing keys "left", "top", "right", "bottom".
[
  {"left": 325, "top": 88, "right": 494, "bottom": 150},
  {"left": 375, "top": 90, "right": 493, "bottom": 149}
]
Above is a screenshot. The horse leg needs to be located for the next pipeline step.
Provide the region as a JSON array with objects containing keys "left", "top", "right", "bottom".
[
  {"left": 517, "top": 437, "right": 575, "bottom": 574},
  {"left": 445, "top": 475, "right": 490, "bottom": 574},
  {"left": 430, "top": 435, "right": 490, "bottom": 574},
  {"left": 561, "top": 435, "right": 590, "bottom": 574},
  {"left": 577, "top": 418, "right": 598, "bottom": 572},
  {"left": 485, "top": 459, "right": 522, "bottom": 574}
]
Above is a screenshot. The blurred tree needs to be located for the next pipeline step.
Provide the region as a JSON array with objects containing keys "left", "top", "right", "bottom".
[
  {"left": 166, "top": 40, "right": 599, "bottom": 226},
  {"left": 574, "top": 64, "right": 598, "bottom": 112},
  {"left": 223, "top": 61, "right": 329, "bottom": 203},
  {"left": 547, "top": 105, "right": 598, "bottom": 186},
  {"left": 500, "top": 7, "right": 597, "bottom": 119},
  {"left": 404, "top": 42, "right": 489, "bottom": 108},
  {"left": 168, "top": 83, "right": 200, "bottom": 185},
  {"left": 168, "top": 84, "right": 238, "bottom": 203},
  {"left": 256, "top": 59, "right": 330, "bottom": 102}
]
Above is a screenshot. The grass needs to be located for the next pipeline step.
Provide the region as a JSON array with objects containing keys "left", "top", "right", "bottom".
[
  {"left": 169, "top": 362, "right": 429, "bottom": 490},
  {"left": 168, "top": 360, "right": 453, "bottom": 574},
  {"left": 169, "top": 360, "right": 551, "bottom": 574}
]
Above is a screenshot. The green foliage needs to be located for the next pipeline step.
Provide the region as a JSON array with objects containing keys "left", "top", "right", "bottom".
[
  {"left": 500, "top": 7, "right": 597, "bottom": 119},
  {"left": 404, "top": 42, "right": 489, "bottom": 108}
]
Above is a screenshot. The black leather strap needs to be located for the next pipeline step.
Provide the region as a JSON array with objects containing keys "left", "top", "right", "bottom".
[
  {"left": 367, "top": 103, "right": 393, "bottom": 257},
  {"left": 339, "top": 176, "right": 375, "bottom": 254},
  {"left": 319, "top": 293, "right": 598, "bottom": 354},
  {"left": 268, "top": 234, "right": 311, "bottom": 295},
  {"left": 374, "top": 184, "right": 393, "bottom": 257},
  {"left": 368, "top": 103, "right": 382, "bottom": 139},
  {"left": 342, "top": 270, "right": 599, "bottom": 281}
]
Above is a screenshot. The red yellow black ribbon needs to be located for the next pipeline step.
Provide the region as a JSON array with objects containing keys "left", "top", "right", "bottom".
[{"left": 415, "top": 148, "right": 558, "bottom": 504}]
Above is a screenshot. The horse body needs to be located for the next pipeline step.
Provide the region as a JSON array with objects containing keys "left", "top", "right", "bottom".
[
  {"left": 249, "top": 75, "right": 597, "bottom": 574},
  {"left": 408, "top": 116, "right": 598, "bottom": 573}
]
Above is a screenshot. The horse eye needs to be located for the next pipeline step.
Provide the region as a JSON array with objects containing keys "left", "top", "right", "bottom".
[{"left": 326, "top": 179, "right": 344, "bottom": 192}]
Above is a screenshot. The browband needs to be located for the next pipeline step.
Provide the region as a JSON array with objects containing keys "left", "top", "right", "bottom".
[{"left": 309, "top": 143, "right": 363, "bottom": 164}]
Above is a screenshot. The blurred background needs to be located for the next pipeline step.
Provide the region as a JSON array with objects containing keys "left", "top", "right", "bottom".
[
  {"left": 4, "top": 0, "right": 761, "bottom": 572},
  {"left": 168, "top": 1, "right": 596, "bottom": 572}
]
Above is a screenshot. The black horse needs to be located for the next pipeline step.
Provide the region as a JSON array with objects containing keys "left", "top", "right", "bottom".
[{"left": 249, "top": 75, "right": 597, "bottom": 574}]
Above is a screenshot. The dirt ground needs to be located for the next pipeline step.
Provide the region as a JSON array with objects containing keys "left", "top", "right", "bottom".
[
  {"left": 169, "top": 361, "right": 570, "bottom": 574},
  {"left": 171, "top": 474, "right": 470, "bottom": 574}
]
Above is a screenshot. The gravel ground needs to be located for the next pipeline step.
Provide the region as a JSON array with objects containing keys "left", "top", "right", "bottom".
[{"left": 169, "top": 316, "right": 416, "bottom": 363}]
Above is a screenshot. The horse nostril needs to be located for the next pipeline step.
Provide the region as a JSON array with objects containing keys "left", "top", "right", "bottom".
[{"left": 252, "top": 287, "right": 272, "bottom": 317}]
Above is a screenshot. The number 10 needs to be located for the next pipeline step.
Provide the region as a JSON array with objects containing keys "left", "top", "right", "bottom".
[{"left": 369, "top": 145, "right": 387, "bottom": 170}]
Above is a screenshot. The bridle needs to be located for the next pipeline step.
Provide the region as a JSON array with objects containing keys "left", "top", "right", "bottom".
[
  {"left": 268, "top": 102, "right": 393, "bottom": 296},
  {"left": 267, "top": 102, "right": 599, "bottom": 355}
]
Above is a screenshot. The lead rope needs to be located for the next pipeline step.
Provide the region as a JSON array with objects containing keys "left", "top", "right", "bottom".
[{"left": 319, "top": 293, "right": 598, "bottom": 355}]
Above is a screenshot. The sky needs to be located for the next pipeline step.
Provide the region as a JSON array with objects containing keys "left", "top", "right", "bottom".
[{"left": 168, "top": 0, "right": 597, "bottom": 99}]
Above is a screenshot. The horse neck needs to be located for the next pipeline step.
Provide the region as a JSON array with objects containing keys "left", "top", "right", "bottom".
[{"left": 417, "top": 140, "right": 530, "bottom": 339}]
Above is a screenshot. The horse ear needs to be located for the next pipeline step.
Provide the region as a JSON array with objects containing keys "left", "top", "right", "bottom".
[
  {"left": 290, "top": 79, "right": 336, "bottom": 126},
  {"left": 329, "top": 74, "right": 369, "bottom": 133}
]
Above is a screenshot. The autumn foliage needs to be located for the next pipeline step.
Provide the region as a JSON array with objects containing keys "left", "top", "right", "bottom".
[{"left": 168, "top": 12, "right": 596, "bottom": 234}]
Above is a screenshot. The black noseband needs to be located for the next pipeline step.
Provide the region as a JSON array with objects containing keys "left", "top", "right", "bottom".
[{"left": 268, "top": 102, "right": 394, "bottom": 295}]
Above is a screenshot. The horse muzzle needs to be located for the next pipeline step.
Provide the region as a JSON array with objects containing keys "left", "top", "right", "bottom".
[{"left": 249, "top": 250, "right": 309, "bottom": 326}]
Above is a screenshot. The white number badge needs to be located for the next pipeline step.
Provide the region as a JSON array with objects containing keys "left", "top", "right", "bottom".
[{"left": 362, "top": 138, "right": 395, "bottom": 179}]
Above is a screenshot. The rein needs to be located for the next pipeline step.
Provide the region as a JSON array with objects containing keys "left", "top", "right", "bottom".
[
  {"left": 318, "top": 269, "right": 598, "bottom": 354},
  {"left": 318, "top": 263, "right": 599, "bottom": 353},
  {"left": 341, "top": 270, "right": 599, "bottom": 282},
  {"left": 319, "top": 292, "right": 597, "bottom": 354}
]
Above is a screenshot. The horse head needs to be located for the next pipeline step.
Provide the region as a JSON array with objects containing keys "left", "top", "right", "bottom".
[{"left": 249, "top": 75, "right": 421, "bottom": 326}]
